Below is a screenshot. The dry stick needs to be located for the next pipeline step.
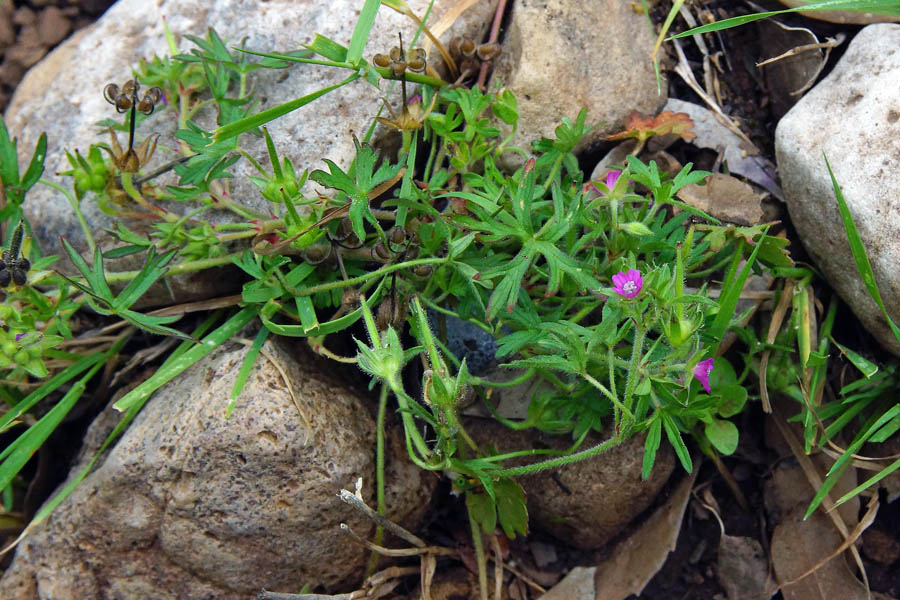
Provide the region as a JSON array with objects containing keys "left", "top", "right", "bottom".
[
  {"left": 338, "top": 486, "right": 427, "bottom": 548},
  {"left": 766, "top": 493, "right": 878, "bottom": 598},
  {"left": 476, "top": 0, "right": 507, "bottom": 91},
  {"left": 670, "top": 38, "right": 756, "bottom": 150},
  {"left": 258, "top": 567, "right": 416, "bottom": 600},
  {"left": 490, "top": 534, "right": 503, "bottom": 600},
  {"left": 771, "top": 405, "right": 870, "bottom": 591},
  {"left": 340, "top": 524, "right": 455, "bottom": 557},
  {"left": 759, "top": 280, "right": 795, "bottom": 413},
  {"left": 756, "top": 31, "right": 845, "bottom": 97}
]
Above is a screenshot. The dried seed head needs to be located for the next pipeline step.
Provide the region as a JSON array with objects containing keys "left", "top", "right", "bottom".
[
  {"left": 391, "top": 62, "right": 407, "bottom": 78},
  {"left": 408, "top": 47, "right": 426, "bottom": 63},
  {"left": 407, "top": 57, "right": 426, "bottom": 73},
  {"left": 371, "top": 242, "right": 392, "bottom": 261},
  {"left": 332, "top": 217, "right": 354, "bottom": 242},
  {"left": 137, "top": 87, "right": 164, "bottom": 115},
  {"left": 103, "top": 83, "right": 120, "bottom": 105},
  {"left": 376, "top": 296, "right": 394, "bottom": 331},
  {"left": 407, "top": 47, "right": 426, "bottom": 72},
  {"left": 413, "top": 264, "right": 432, "bottom": 279},
  {"left": 390, "top": 46, "right": 403, "bottom": 63},
  {"left": 121, "top": 79, "right": 139, "bottom": 96},
  {"left": 476, "top": 43, "right": 501, "bottom": 62},
  {"left": 301, "top": 244, "right": 332, "bottom": 264},
  {"left": 459, "top": 38, "right": 476, "bottom": 58},
  {"left": 373, "top": 53, "right": 391, "bottom": 68},
  {"left": 341, "top": 287, "right": 361, "bottom": 308},
  {"left": 388, "top": 226, "right": 407, "bottom": 246}
]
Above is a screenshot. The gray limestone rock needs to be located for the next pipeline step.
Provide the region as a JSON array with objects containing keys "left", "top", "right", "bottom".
[
  {"left": 489, "top": 0, "right": 666, "bottom": 169},
  {"left": 465, "top": 417, "right": 675, "bottom": 550},
  {"left": 3, "top": 0, "right": 492, "bottom": 306},
  {"left": 775, "top": 24, "right": 900, "bottom": 355},
  {"left": 0, "top": 339, "right": 436, "bottom": 598}
]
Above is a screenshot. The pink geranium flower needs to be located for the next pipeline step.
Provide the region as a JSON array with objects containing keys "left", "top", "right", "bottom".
[
  {"left": 693, "top": 358, "right": 715, "bottom": 393},
  {"left": 605, "top": 169, "right": 622, "bottom": 189},
  {"left": 612, "top": 269, "right": 642, "bottom": 299}
]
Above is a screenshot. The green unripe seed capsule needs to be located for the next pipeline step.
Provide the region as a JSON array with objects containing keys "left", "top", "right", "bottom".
[
  {"left": 75, "top": 174, "right": 91, "bottom": 192},
  {"left": 265, "top": 180, "right": 279, "bottom": 200},
  {"left": 91, "top": 173, "right": 107, "bottom": 189},
  {"left": 14, "top": 350, "right": 29, "bottom": 365},
  {"left": 284, "top": 178, "right": 298, "bottom": 198}
]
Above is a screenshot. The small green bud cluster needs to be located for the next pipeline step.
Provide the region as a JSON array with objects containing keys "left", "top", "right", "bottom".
[
  {"left": 0, "top": 328, "right": 58, "bottom": 378},
  {"left": 63, "top": 147, "right": 110, "bottom": 196}
]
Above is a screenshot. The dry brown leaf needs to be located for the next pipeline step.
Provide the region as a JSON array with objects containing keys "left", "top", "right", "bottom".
[
  {"left": 771, "top": 508, "right": 869, "bottom": 600},
  {"left": 605, "top": 110, "right": 696, "bottom": 143},
  {"left": 663, "top": 98, "right": 782, "bottom": 200},
  {"left": 675, "top": 172, "right": 765, "bottom": 225},
  {"left": 590, "top": 470, "right": 698, "bottom": 600},
  {"left": 538, "top": 566, "right": 596, "bottom": 600}
]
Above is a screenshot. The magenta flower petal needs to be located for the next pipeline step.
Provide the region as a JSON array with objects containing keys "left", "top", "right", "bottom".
[
  {"left": 612, "top": 269, "right": 643, "bottom": 299},
  {"left": 605, "top": 169, "right": 622, "bottom": 190},
  {"left": 693, "top": 358, "right": 715, "bottom": 393}
]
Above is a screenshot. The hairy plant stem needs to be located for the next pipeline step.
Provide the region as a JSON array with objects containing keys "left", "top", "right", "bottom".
[
  {"left": 39, "top": 179, "right": 95, "bottom": 254},
  {"left": 492, "top": 433, "right": 619, "bottom": 478},
  {"left": 365, "top": 382, "right": 390, "bottom": 577},
  {"left": 104, "top": 254, "right": 236, "bottom": 284},
  {"left": 467, "top": 505, "right": 490, "bottom": 600},
  {"left": 120, "top": 173, "right": 175, "bottom": 221}
]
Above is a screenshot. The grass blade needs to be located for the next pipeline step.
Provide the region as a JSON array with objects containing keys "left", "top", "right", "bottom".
[
  {"left": 213, "top": 73, "right": 360, "bottom": 143},
  {"left": 113, "top": 307, "right": 258, "bottom": 412},
  {"left": 346, "top": 0, "right": 381, "bottom": 67},
  {"left": 671, "top": 0, "right": 900, "bottom": 38},
  {"left": 825, "top": 154, "right": 900, "bottom": 345}
]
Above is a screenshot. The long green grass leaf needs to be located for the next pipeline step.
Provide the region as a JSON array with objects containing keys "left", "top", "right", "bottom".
[
  {"left": 825, "top": 154, "right": 900, "bottom": 345},
  {"left": 346, "top": 0, "right": 381, "bottom": 66},
  {"left": 113, "top": 307, "right": 258, "bottom": 412},
  {"left": 671, "top": 0, "right": 900, "bottom": 38},
  {"left": 806, "top": 403, "right": 900, "bottom": 517},
  {"left": 0, "top": 339, "right": 121, "bottom": 492},
  {"left": 708, "top": 229, "right": 768, "bottom": 347},
  {"left": 213, "top": 73, "right": 360, "bottom": 142},
  {"left": 10, "top": 315, "right": 222, "bottom": 550},
  {"left": 228, "top": 327, "right": 269, "bottom": 418},
  {"left": 0, "top": 353, "right": 105, "bottom": 435}
]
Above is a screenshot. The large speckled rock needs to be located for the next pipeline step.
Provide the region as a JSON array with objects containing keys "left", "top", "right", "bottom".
[
  {"left": 3, "top": 0, "right": 494, "bottom": 306},
  {"left": 775, "top": 24, "right": 900, "bottom": 355},
  {"left": 489, "top": 0, "right": 665, "bottom": 169},
  {"left": 465, "top": 417, "right": 675, "bottom": 550},
  {"left": 0, "top": 338, "right": 436, "bottom": 598}
]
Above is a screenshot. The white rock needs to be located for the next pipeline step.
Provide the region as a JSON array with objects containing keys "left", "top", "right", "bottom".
[
  {"left": 775, "top": 24, "right": 900, "bottom": 355},
  {"left": 490, "top": 0, "right": 665, "bottom": 168},
  {"left": 0, "top": 339, "right": 436, "bottom": 597},
  {"left": 4, "top": 0, "right": 492, "bottom": 305}
]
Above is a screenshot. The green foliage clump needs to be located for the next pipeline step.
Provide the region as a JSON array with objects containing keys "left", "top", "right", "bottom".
[{"left": 1, "top": 2, "right": 899, "bottom": 593}]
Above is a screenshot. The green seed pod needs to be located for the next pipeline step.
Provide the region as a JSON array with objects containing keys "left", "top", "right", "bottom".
[
  {"left": 283, "top": 176, "right": 298, "bottom": 198},
  {"left": 75, "top": 174, "right": 91, "bottom": 193},
  {"left": 90, "top": 172, "right": 107, "bottom": 190},
  {"left": 265, "top": 180, "right": 279, "bottom": 201}
]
